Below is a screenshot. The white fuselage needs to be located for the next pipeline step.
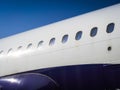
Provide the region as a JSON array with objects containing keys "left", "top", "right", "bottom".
[{"left": 0, "top": 4, "right": 120, "bottom": 77}]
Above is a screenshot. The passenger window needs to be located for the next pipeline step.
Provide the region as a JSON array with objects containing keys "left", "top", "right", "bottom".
[
  {"left": 38, "top": 41, "right": 44, "bottom": 48},
  {"left": 62, "top": 34, "right": 68, "bottom": 44},
  {"left": 0, "top": 50, "right": 3, "bottom": 54},
  {"left": 90, "top": 27, "right": 98, "bottom": 37},
  {"left": 17, "top": 46, "right": 22, "bottom": 50},
  {"left": 49, "top": 38, "right": 55, "bottom": 46},
  {"left": 8, "top": 48, "right": 13, "bottom": 53},
  {"left": 75, "top": 31, "right": 82, "bottom": 40},
  {"left": 27, "top": 43, "right": 32, "bottom": 49},
  {"left": 106, "top": 23, "right": 115, "bottom": 33}
]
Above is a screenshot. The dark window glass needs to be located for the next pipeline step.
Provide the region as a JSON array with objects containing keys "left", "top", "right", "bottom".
[
  {"left": 0, "top": 50, "right": 3, "bottom": 54},
  {"left": 62, "top": 34, "right": 68, "bottom": 44},
  {"left": 27, "top": 43, "right": 32, "bottom": 49},
  {"left": 90, "top": 27, "right": 98, "bottom": 37},
  {"left": 8, "top": 48, "right": 13, "bottom": 53},
  {"left": 75, "top": 31, "right": 82, "bottom": 40},
  {"left": 108, "top": 46, "right": 112, "bottom": 51},
  {"left": 49, "top": 38, "right": 55, "bottom": 46},
  {"left": 106, "top": 23, "right": 115, "bottom": 33},
  {"left": 17, "top": 46, "right": 22, "bottom": 50},
  {"left": 38, "top": 41, "right": 44, "bottom": 47}
]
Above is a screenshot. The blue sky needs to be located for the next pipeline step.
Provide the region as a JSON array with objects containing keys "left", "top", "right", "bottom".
[{"left": 0, "top": 0, "right": 120, "bottom": 39}]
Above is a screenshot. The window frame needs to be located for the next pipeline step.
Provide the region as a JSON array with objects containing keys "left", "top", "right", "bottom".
[
  {"left": 75, "top": 31, "right": 82, "bottom": 40},
  {"left": 27, "top": 43, "right": 33, "bottom": 49},
  {"left": 106, "top": 23, "right": 115, "bottom": 33},
  {"left": 0, "top": 50, "right": 3, "bottom": 54},
  {"left": 38, "top": 41, "right": 44, "bottom": 48},
  {"left": 49, "top": 38, "right": 55, "bottom": 46},
  {"left": 8, "top": 48, "right": 13, "bottom": 54},
  {"left": 90, "top": 27, "right": 98, "bottom": 37},
  {"left": 62, "top": 34, "right": 69, "bottom": 44}
]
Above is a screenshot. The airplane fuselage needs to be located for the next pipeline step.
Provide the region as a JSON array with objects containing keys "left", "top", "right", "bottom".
[{"left": 0, "top": 4, "right": 120, "bottom": 90}]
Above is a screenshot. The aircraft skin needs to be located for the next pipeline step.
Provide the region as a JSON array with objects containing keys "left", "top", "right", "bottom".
[{"left": 0, "top": 3, "right": 120, "bottom": 90}]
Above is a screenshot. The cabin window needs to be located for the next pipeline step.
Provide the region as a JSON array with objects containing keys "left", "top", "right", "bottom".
[
  {"left": 0, "top": 50, "right": 3, "bottom": 54},
  {"left": 62, "top": 34, "right": 68, "bottom": 44},
  {"left": 27, "top": 43, "right": 32, "bottom": 49},
  {"left": 8, "top": 48, "right": 13, "bottom": 53},
  {"left": 90, "top": 27, "right": 98, "bottom": 37},
  {"left": 17, "top": 46, "right": 22, "bottom": 50},
  {"left": 75, "top": 31, "right": 82, "bottom": 40},
  {"left": 38, "top": 41, "right": 44, "bottom": 48},
  {"left": 108, "top": 46, "right": 112, "bottom": 51},
  {"left": 49, "top": 38, "right": 55, "bottom": 46},
  {"left": 106, "top": 23, "right": 115, "bottom": 33}
]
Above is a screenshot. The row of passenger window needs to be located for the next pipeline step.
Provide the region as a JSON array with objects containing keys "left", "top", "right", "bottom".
[{"left": 0, "top": 22, "right": 115, "bottom": 55}]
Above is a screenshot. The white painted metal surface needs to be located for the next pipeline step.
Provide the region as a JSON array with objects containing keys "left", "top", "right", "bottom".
[{"left": 0, "top": 4, "right": 120, "bottom": 77}]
